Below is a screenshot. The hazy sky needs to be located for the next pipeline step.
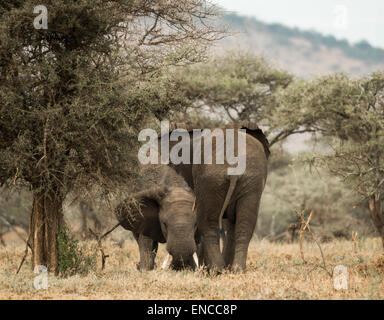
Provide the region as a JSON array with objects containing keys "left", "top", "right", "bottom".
[{"left": 213, "top": 0, "right": 384, "bottom": 48}]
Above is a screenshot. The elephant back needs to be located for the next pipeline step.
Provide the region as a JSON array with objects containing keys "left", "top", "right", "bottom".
[
  {"left": 168, "top": 121, "right": 270, "bottom": 159},
  {"left": 224, "top": 121, "right": 270, "bottom": 159},
  {"left": 159, "top": 166, "right": 190, "bottom": 189}
]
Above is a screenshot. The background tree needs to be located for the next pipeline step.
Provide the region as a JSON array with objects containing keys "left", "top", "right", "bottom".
[
  {"left": 277, "top": 72, "right": 384, "bottom": 247},
  {"left": 0, "top": 0, "right": 222, "bottom": 272},
  {"left": 268, "top": 74, "right": 367, "bottom": 144},
  {"left": 171, "top": 51, "right": 293, "bottom": 137},
  {"left": 260, "top": 149, "right": 372, "bottom": 241}
]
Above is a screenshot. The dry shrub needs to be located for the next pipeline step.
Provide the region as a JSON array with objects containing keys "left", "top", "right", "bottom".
[
  {"left": 372, "top": 255, "right": 384, "bottom": 275},
  {"left": 356, "top": 262, "right": 370, "bottom": 277},
  {"left": 354, "top": 254, "right": 384, "bottom": 277}
]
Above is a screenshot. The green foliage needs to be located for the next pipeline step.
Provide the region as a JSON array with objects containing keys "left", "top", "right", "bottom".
[
  {"left": 0, "top": 0, "right": 221, "bottom": 199},
  {"left": 173, "top": 50, "right": 292, "bottom": 126},
  {"left": 277, "top": 72, "right": 384, "bottom": 199},
  {"left": 267, "top": 70, "right": 384, "bottom": 243},
  {"left": 57, "top": 227, "right": 96, "bottom": 277},
  {"left": 267, "top": 73, "right": 365, "bottom": 145}
]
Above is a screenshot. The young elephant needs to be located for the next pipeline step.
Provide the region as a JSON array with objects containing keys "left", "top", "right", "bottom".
[{"left": 114, "top": 184, "right": 197, "bottom": 271}]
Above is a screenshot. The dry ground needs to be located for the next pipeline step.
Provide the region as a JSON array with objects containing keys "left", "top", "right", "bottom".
[{"left": 1, "top": 237, "right": 384, "bottom": 300}]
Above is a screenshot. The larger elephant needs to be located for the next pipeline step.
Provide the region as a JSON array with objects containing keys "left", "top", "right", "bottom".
[
  {"left": 114, "top": 168, "right": 197, "bottom": 271},
  {"left": 159, "top": 121, "right": 270, "bottom": 273}
]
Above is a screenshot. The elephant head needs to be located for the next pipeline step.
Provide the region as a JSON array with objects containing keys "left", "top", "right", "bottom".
[
  {"left": 115, "top": 184, "right": 197, "bottom": 270},
  {"left": 158, "top": 187, "right": 197, "bottom": 269}
]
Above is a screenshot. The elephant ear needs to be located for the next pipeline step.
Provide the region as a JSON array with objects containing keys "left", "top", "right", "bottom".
[
  {"left": 137, "top": 195, "right": 166, "bottom": 243},
  {"left": 238, "top": 121, "right": 270, "bottom": 159},
  {"left": 114, "top": 186, "right": 167, "bottom": 243}
]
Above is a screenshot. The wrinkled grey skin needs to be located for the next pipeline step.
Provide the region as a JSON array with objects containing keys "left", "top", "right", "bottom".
[
  {"left": 115, "top": 168, "right": 197, "bottom": 271},
  {"left": 196, "top": 219, "right": 228, "bottom": 268},
  {"left": 161, "top": 122, "right": 269, "bottom": 273}
]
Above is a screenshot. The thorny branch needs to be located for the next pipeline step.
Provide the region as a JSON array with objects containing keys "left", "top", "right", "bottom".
[
  {"left": 298, "top": 210, "right": 333, "bottom": 278},
  {"left": 89, "top": 222, "right": 121, "bottom": 270}
]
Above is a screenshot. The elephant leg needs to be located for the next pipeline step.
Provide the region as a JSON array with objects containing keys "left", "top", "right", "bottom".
[
  {"left": 223, "top": 221, "right": 235, "bottom": 268},
  {"left": 201, "top": 219, "right": 225, "bottom": 273},
  {"left": 219, "top": 225, "right": 227, "bottom": 253},
  {"left": 196, "top": 237, "right": 206, "bottom": 267},
  {"left": 135, "top": 233, "right": 158, "bottom": 271},
  {"left": 195, "top": 190, "right": 225, "bottom": 272},
  {"left": 231, "top": 194, "right": 261, "bottom": 273}
]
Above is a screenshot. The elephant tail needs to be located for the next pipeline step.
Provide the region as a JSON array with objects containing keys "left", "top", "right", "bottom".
[{"left": 218, "top": 175, "right": 239, "bottom": 231}]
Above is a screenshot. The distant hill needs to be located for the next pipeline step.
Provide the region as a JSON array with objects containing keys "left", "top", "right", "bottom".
[{"left": 217, "top": 13, "right": 384, "bottom": 77}]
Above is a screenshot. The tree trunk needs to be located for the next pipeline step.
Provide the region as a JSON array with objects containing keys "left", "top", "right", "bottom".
[
  {"left": 79, "top": 200, "right": 88, "bottom": 240},
  {"left": 29, "top": 190, "right": 64, "bottom": 274},
  {"left": 368, "top": 195, "right": 384, "bottom": 249}
]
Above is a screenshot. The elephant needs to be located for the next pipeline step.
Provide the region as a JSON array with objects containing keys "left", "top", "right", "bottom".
[
  {"left": 114, "top": 167, "right": 198, "bottom": 271},
  {"left": 158, "top": 121, "right": 270, "bottom": 273}
]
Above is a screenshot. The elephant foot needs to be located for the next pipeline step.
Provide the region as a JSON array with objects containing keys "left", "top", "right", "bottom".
[
  {"left": 170, "top": 262, "right": 195, "bottom": 271},
  {"left": 208, "top": 258, "right": 226, "bottom": 274},
  {"left": 209, "top": 268, "right": 223, "bottom": 276},
  {"left": 230, "top": 264, "right": 246, "bottom": 274},
  {"left": 136, "top": 262, "right": 156, "bottom": 271},
  {"left": 199, "top": 263, "right": 224, "bottom": 276}
]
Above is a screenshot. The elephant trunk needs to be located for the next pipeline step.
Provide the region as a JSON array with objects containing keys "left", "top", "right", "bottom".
[
  {"left": 166, "top": 224, "right": 197, "bottom": 269},
  {"left": 167, "top": 239, "right": 197, "bottom": 260}
]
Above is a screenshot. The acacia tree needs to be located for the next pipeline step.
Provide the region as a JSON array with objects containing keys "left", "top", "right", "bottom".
[
  {"left": 0, "top": 0, "right": 221, "bottom": 272},
  {"left": 267, "top": 74, "right": 368, "bottom": 144},
  {"left": 171, "top": 51, "right": 293, "bottom": 139},
  {"left": 279, "top": 72, "right": 384, "bottom": 247},
  {"left": 315, "top": 73, "right": 384, "bottom": 247}
]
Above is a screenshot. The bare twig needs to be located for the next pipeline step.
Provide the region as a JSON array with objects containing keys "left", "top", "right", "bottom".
[
  {"left": 16, "top": 232, "right": 32, "bottom": 275},
  {"left": 352, "top": 231, "right": 358, "bottom": 254},
  {"left": 36, "top": 119, "right": 48, "bottom": 168},
  {"left": 298, "top": 210, "right": 333, "bottom": 278},
  {"left": 12, "top": 168, "right": 19, "bottom": 185},
  {"left": 299, "top": 210, "right": 313, "bottom": 263},
  {"left": 89, "top": 222, "right": 121, "bottom": 270},
  {"left": 16, "top": 242, "right": 29, "bottom": 274}
]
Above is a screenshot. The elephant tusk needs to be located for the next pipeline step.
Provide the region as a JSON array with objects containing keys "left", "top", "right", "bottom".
[
  {"left": 161, "top": 254, "right": 170, "bottom": 270},
  {"left": 192, "top": 199, "right": 196, "bottom": 213},
  {"left": 193, "top": 252, "right": 198, "bottom": 266}
]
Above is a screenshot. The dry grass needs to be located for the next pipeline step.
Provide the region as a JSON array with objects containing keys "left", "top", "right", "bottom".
[{"left": 1, "top": 237, "right": 384, "bottom": 300}]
